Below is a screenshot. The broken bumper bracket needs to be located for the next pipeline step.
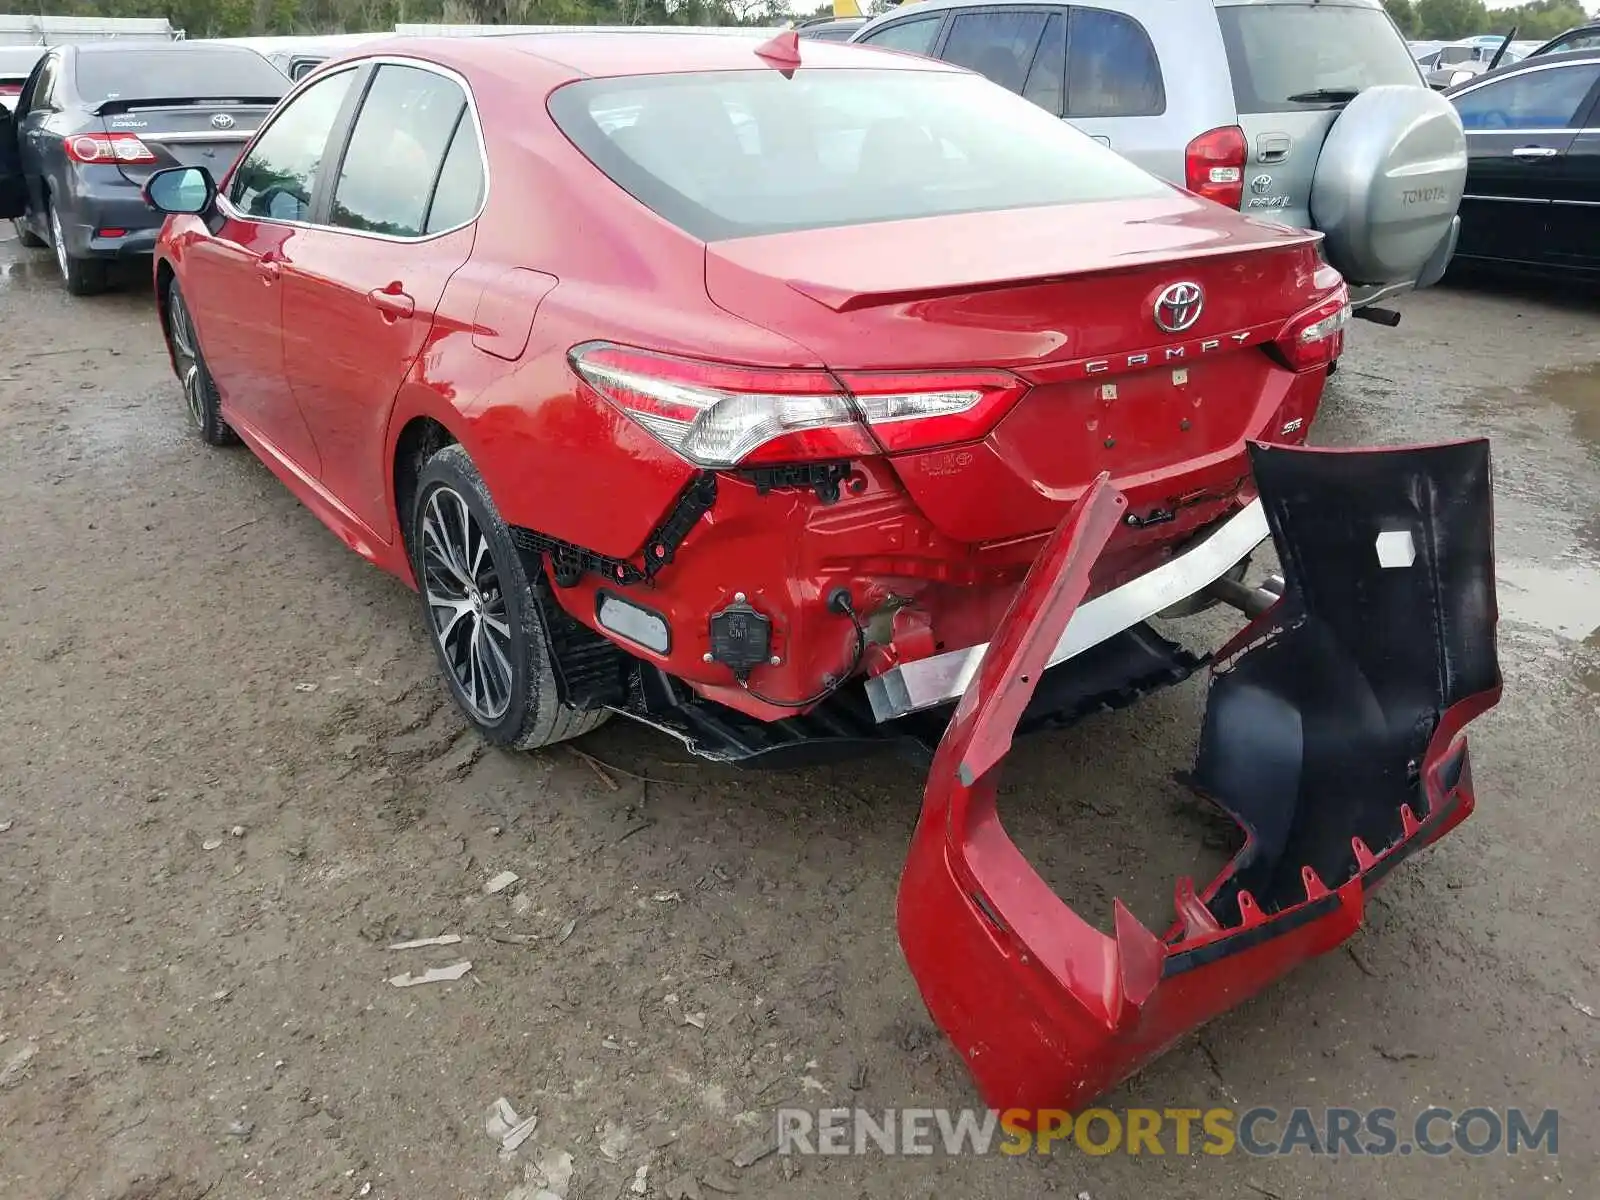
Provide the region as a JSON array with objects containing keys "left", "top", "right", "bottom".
[{"left": 898, "top": 441, "right": 1501, "bottom": 1113}]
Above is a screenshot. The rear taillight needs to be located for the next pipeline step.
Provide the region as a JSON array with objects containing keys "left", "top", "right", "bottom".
[
  {"left": 569, "top": 343, "right": 1029, "bottom": 467},
  {"left": 1184, "top": 125, "right": 1247, "bottom": 209},
  {"left": 1274, "top": 285, "right": 1351, "bottom": 372},
  {"left": 64, "top": 133, "right": 156, "bottom": 165},
  {"left": 832, "top": 369, "right": 1030, "bottom": 453},
  {"left": 0, "top": 83, "right": 21, "bottom": 98}
]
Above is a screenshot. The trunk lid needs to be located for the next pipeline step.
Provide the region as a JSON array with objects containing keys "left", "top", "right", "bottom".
[
  {"left": 99, "top": 99, "right": 275, "bottom": 185},
  {"left": 705, "top": 195, "right": 1327, "bottom": 543}
]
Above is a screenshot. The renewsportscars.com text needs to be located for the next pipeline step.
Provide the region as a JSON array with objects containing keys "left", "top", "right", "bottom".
[{"left": 775, "top": 1106, "right": 1559, "bottom": 1157}]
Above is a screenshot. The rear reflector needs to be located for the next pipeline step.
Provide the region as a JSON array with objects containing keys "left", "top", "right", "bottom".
[
  {"left": 596, "top": 591, "right": 671, "bottom": 654},
  {"left": 65, "top": 133, "right": 156, "bottom": 165},
  {"left": 97, "top": 228, "right": 127, "bottom": 238},
  {"left": 1184, "top": 125, "right": 1247, "bottom": 210},
  {"left": 569, "top": 342, "right": 1029, "bottom": 467}
]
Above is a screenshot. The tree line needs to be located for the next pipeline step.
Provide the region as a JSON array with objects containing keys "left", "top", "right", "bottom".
[
  {"left": 18, "top": 0, "right": 1596, "bottom": 45},
  {"left": 20, "top": 0, "right": 837, "bottom": 39},
  {"left": 1382, "top": 0, "right": 1593, "bottom": 41}
]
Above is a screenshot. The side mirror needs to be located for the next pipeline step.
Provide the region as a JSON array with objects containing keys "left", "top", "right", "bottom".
[{"left": 144, "top": 165, "right": 216, "bottom": 215}]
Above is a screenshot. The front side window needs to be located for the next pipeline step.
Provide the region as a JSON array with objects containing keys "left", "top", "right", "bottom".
[
  {"left": 330, "top": 64, "right": 469, "bottom": 238},
  {"left": 859, "top": 15, "right": 944, "bottom": 56},
  {"left": 941, "top": 11, "right": 1051, "bottom": 94},
  {"left": 1454, "top": 64, "right": 1600, "bottom": 130},
  {"left": 549, "top": 68, "right": 1171, "bottom": 241},
  {"left": 229, "top": 68, "right": 355, "bottom": 223},
  {"left": 1066, "top": 8, "right": 1165, "bottom": 117}
]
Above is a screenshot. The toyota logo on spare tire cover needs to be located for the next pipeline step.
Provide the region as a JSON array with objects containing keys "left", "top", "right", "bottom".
[{"left": 1153, "top": 282, "right": 1204, "bottom": 333}]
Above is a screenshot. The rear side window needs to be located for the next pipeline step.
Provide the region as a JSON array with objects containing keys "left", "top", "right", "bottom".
[
  {"left": 74, "top": 48, "right": 288, "bottom": 105},
  {"left": 1454, "top": 64, "right": 1600, "bottom": 130},
  {"left": 858, "top": 15, "right": 944, "bottom": 56},
  {"left": 424, "top": 116, "right": 487, "bottom": 234},
  {"left": 229, "top": 68, "right": 355, "bottom": 222},
  {"left": 1066, "top": 8, "right": 1164, "bottom": 117},
  {"left": 941, "top": 11, "right": 1051, "bottom": 94},
  {"left": 330, "top": 64, "right": 469, "bottom": 238},
  {"left": 1023, "top": 12, "right": 1067, "bottom": 114},
  {"left": 1217, "top": 4, "right": 1422, "bottom": 113},
  {"left": 548, "top": 68, "right": 1170, "bottom": 241}
]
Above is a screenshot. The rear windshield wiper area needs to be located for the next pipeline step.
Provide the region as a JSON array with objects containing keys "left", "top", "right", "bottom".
[{"left": 1285, "top": 88, "right": 1363, "bottom": 103}]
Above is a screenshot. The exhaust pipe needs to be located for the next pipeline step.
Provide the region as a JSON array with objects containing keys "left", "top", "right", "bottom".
[{"left": 1208, "top": 572, "right": 1285, "bottom": 618}]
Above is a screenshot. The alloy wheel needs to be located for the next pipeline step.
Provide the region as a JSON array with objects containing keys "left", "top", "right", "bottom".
[
  {"left": 421, "top": 485, "right": 515, "bottom": 723},
  {"left": 166, "top": 290, "right": 205, "bottom": 429},
  {"left": 49, "top": 206, "right": 68, "bottom": 280}
]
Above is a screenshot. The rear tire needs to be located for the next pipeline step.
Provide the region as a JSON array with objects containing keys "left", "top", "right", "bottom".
[
  {"left": 11, "top": 216, "right": 45, "bottom": 248},
  {"left": 49, "top": 201, "right": 107, "bottom": 297},
  {"left": 412, "top": 444, "right": 610, "bottom": 750},
  {"left": 164, "top": 281, "right": 238, "bottom": 447}
]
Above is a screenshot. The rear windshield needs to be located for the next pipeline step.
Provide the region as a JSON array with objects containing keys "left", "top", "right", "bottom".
[
  {"left": 74, "top": 48, "right": 289, "bottom": 104},
  {"left": 548, "top": 68, "right": 1171, "bottom": 241},
  {"left": 1217, "top": 4, "right": 1422, "bottom": 112}
]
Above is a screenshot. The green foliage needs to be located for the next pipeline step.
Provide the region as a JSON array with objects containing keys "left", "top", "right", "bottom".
[
  {"left": 29, "top": 0, "right": 793, "bottom": 38},
  {"left": 1401, "top": 0, "right": 1592, "bottom": 41},
  {"left": 27, "top": 0, "right": 1598, "bottom": 43}
]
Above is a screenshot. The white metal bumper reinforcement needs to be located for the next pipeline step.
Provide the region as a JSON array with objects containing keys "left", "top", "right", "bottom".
[{"left": 863, "top": 499, "right": 1272, "bottom": 723}]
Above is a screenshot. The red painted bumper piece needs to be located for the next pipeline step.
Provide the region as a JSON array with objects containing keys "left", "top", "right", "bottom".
[{"left": 898, "top": 441, "right": 1502, "bottom": 1113}]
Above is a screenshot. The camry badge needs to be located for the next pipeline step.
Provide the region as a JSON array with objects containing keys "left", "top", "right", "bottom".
[
  {"left": 1153, "top": 282, "right": 1204, "bottom": 334},
  {"left": 211, "top": 113, "right": 235, "bottom": 130}
]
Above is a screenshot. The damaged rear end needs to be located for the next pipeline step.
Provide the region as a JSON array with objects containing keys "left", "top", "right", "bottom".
[{"left": 899, "top": 441, "right": 1500, "bottom": 1111}]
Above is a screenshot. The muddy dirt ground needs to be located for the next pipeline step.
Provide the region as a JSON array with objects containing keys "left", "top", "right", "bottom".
[{"left": 0, "top": 231, "right": 1596, "bottom": 1200}]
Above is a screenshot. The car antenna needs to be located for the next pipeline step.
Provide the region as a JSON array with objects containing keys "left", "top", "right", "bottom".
[
  {"left": 1485, "top": 25, "right": 1517, "bottom": 71},
  {"left": 755, "top": 29, "right": 801, "bottom": 73}
]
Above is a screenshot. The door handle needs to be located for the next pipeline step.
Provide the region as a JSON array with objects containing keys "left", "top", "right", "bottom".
[
  {"left": 1511, "top": 146, "right": 1559, "bottom": 159},
  {"left": 367, "top": 286, "right": 415, "bottom": 320},
  {"left": 256, "top": 257, "right": 281, "bottom": 281}
]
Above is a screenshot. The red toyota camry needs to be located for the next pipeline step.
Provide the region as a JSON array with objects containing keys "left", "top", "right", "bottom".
[{"left": 145, "top": 33, "right": 1500, "bottom": 1114}]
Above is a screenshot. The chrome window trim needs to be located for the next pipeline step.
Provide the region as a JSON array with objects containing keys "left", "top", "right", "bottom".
[
  {"left": 145, "top": 130, "right": 257, "bottom": 143},
  {"left": 1465, "top": 126, "right": 1599, "bottom": 134},
  {"left": 217, "top": 55, "right": 491, "bottom": 245},
  {"left": 1461, "top": 193, "right": 1549, "bottom": 203}
]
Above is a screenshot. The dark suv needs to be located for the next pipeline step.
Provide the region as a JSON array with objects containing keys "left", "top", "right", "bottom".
[{"left": 0, "top": 41, "right": 287, "bottom": 295}]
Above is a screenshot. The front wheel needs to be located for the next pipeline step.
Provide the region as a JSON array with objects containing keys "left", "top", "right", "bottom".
[
  {"left": 164, "top": 282, "right": 237, "bottom": 446},
  {"left": 48, "top": 202, "right": 107, "bottom": 297},
  {"left": 412, "top": 444, "right": 609, "bottom": 750}
]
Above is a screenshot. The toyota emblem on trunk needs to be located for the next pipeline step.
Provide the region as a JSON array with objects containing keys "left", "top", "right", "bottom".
[
  {"left": 211, "top": 113, "right": 235, "bottom": 130},
  {"left": 1153, "top": 282, "right": 1204, "bottom": 333}
]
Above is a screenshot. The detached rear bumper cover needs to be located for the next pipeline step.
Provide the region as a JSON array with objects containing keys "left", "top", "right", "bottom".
[{"left": 899, "top": 441, "right": 1500, "bottom": 1112}]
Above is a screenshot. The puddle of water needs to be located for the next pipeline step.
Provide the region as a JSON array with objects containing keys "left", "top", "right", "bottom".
[
  {"left": 0, "top": 255, "right": 56, "bottom": 291},
  {"left": 1497, "top": 560, "right": 1600, "bottom": 642},
  {"left": 1528, "top": 361, "right": 1600, "bottom": 452}
]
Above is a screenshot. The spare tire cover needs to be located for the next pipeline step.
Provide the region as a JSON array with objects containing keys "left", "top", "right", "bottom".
[{"left": 1310, "top": 85, "right": 1467, "bottom": 286}]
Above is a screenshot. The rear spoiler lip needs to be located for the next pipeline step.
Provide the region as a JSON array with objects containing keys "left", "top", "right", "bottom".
[
  {"left": 778, "top": 232, "right": 1328, "bottom": 313},
  {"left": 93, "top": 96, "right": 282, "bottom": 116}
]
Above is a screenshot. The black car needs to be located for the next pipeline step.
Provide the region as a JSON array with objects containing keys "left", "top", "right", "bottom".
[
  {"left": 1528, "top": 21, "right": 1600, "bottom": 58},
  {"left": 0, "top": 42, "right": 287, "bottom": 295},
  {"left": 794, "top": 16, "right": 869, "bottom": 41},
  {"left": 1446, "top": 49, "right": 1600, "bottom": 278}
]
